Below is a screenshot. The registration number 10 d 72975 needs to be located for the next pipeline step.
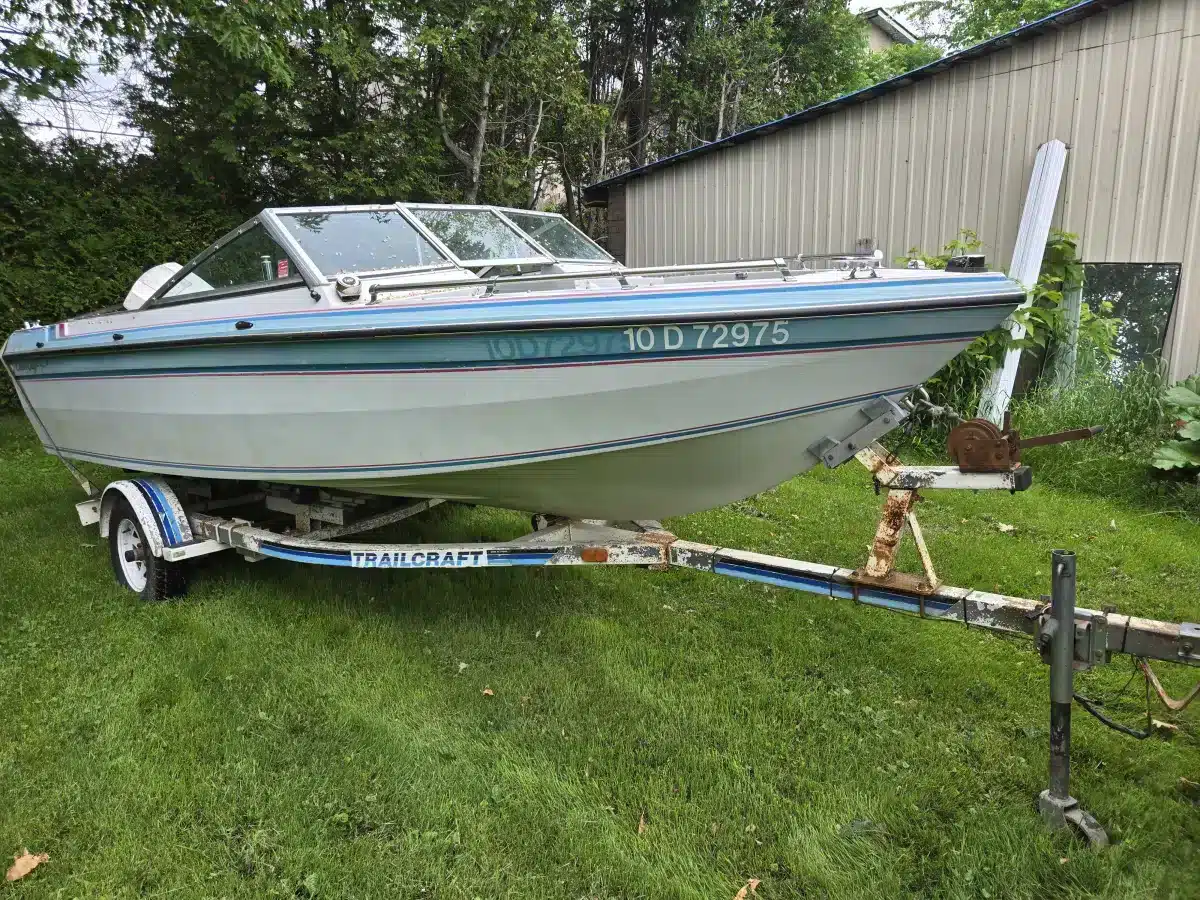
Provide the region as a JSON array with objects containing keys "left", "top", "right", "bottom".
[{"left": 622, "top": 320, "right": 790, "bottom": 353}]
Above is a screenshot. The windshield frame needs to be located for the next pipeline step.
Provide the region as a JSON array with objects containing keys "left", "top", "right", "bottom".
[
  {"left": 265, "top": 205, "right": 457, "bottom": 281},
  {"left": 144, "top": 202, "right": 615, "bottom": 308},
  {"left": 145, "top": 214, "right": 315, "bottom": 307},
  {"left": 494, "top": 207, "right": 615, "bottom": 264},
  {"left": 402, "top": 203, "right": 554, "bottom": 269}
]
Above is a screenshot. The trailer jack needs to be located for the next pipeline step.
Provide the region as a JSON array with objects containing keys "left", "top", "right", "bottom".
[{"left": 1036, "top": 550, "right": 1108, "bottom": 847}]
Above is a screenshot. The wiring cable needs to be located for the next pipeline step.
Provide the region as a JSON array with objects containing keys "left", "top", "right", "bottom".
[
  {"left": 1073, "top": 656, "right": 1200, "bottom": 739},
  {"left": 1072, "top": 656, "right": 1152, "bottom": 739}
]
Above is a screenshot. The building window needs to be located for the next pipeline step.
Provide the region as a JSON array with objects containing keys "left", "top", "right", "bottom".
[{"left": 1083, "top": 263, "right": 1181, "bottom": 373}]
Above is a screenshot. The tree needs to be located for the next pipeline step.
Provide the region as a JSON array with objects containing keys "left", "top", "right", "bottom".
[
  {"left": 5, "top": 0, "right": 946, "bottom": 231},
  {"left": 897, "top": 0, "right": 1076, "bottom": 48},
  {"left": 858, "top": 40, "right": 943, "bottom": 84},
  {"left": 422, "top": 0, "right": 583, "bottom": 204},
  {"left": 128, "top": 0, "right": 448, "bottom": 206}
]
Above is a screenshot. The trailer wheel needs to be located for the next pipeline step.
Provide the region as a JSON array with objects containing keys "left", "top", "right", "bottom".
[{"left": 108, "top": 497, "right": 187, "bottom": 601}]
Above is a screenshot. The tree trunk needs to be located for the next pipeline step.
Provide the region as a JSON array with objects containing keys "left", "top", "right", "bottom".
[
  {"left": 497, "top": 86, "right": 509, "bottom": 149},
  {"left": 525, "top": 98, "right": 545, "bottom": 204},
  {"left": 436, "top": 73, "right": 492, "bottom": 204},
  {"left": 633, "top": 8, "right": 655, "bottom": 167},
  {"left": 530, "top": 163, "right": 547, "bottom": 207},
  {"left": 665, "top": 106, "right": 679, "bottom": 155},
  {"left": 715, "top": 74, "right": 728, "bottom": 140},
  {"left": 564, "top": 173, "right": 577, "bottom": 224}
]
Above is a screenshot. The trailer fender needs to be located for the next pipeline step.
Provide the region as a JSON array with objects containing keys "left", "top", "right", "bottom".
[{"left": 99, "top": 477, "right": 193, "bottom": 557}]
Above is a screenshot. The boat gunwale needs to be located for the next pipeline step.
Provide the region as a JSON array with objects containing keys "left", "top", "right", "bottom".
[{"left": 3, "top": 290, "right": 1024, "bottom": 362}]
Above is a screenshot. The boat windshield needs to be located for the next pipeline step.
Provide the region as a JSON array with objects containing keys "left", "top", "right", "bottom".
[
  {"left": 502, "top": 211, "right": 610, "bottom": 261},
  {"left": 408, "top": 207, "right": 548, "bottom": 266},
  {"left": 277, "top": 209, "right": 449, "bottom": 276}
]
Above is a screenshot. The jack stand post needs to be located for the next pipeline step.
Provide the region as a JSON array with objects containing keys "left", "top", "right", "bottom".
[{"left": 1036, "top": 550, "right": 1109, "bottom": 847}]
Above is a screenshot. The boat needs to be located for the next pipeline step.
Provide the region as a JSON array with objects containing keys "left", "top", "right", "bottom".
[{"left": 2, "top": 203, "right": 1025, "bottom": 520}]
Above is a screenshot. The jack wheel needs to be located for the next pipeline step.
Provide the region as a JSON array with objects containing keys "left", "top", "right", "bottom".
[{"left": 108, "top": 497, "right": 187, "bottom": 601}]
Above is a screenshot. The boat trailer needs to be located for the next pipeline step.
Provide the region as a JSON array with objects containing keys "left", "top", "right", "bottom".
[{"left": 72, "top": 436, "right": 1198, "bottom": 848}]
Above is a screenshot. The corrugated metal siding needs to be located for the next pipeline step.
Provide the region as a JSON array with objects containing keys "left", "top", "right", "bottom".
[{"left": 624, "top": 0, "right": 1200, "bottom": 379}]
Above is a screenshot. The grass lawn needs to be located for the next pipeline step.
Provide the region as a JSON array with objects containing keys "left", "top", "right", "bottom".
[{"left": 1, "top": 412, "right": 1198, "bottom": 898}]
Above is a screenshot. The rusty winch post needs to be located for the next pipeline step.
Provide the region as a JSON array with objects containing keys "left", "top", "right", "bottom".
[
  {"left": 855, "top": 487, "right": 939, "bottom": 595},
  {"left": 864, "top": 489, "right": 917, "bottom": 577},
  {"left": 851, "top": 415, "right": 1101, "bottom": 597},
  {"left": 852, "top": 445, "right": 940, "bottom": 595}
]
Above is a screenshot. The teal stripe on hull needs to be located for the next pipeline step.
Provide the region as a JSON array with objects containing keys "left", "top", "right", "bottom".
[{"left": 8, "top": 303, "right": 1007, "bottom": 381}]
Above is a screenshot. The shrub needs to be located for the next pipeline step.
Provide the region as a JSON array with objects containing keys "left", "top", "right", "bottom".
[
  {"left": 0, "top": 114, "right": 245, "bottom": 406},
  {"left": 1151, "top": 376, "right": 1200, "bottom": 474},
  {"left": 1008, "top": 367, "right": 1200, "bottom": 514},
  {"left": 896, "top": 230, "right": 1117, "bottom": 436}
]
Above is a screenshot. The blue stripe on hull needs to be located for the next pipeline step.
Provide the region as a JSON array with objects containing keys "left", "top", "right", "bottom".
[{"left": 8, "top": 298, "right": 1002, "bottom": 382}]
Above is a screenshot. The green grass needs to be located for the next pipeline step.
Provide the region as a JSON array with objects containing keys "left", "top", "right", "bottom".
[{"left": 1, "top": 412, "right": 1198, "bottom": 899}]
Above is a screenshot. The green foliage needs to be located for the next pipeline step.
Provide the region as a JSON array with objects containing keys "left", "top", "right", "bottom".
[
  {"left": 1152, "top": 377, "right": 1200, "bottom": 474},
  {"left": 655, "top": 4, "right": 788, "bottom": 144},
  {"left": 0, "top": 114, "right": 244, "bottom": 405},
  {"left": 0, "top": 28, "right": 83, "bottom": 100},
  {"left": 1006, "top": 366, "right": 1197, "bottom": 512},
  {"left": 858, "top": 40, "right": 944, "bottom": 85},
  {"left": 5, "top": 0, "right": 916, "bottom": 212},
  {"left": 896, "top": 229, "right": 1119, "bottom": 437},
  {"left": 900, "top": 228, "right": 983, "bottom": 269},
  {"left": 898, "top": 0, "right": 1077, "bottom": 48},
  {"left": 129, "top": 0, "right": 450, "bottom": 208},
  {"left": 1010, "top": 231, "right": 1119, "bottom": 375}
]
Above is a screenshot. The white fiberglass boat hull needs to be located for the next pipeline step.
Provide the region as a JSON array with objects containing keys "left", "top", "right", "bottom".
[
  {"left": 13, "top": 340, "right": 966, "bottom": 519},
  {"left": 4, "top": 269, "right": 1023, "bottom": 519}
]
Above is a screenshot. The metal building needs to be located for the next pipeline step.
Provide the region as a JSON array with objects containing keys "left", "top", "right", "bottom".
[
  {"left": 862, "top": 7, "right": 919, "bottom": 51},
  {"left": 584, "top": 0, "right": 1200, "bottom": 380}
]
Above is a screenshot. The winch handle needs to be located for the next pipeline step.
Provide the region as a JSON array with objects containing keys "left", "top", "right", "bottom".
[{"left": 1017, "top": 425, "right": 1105, "bottom": 450}]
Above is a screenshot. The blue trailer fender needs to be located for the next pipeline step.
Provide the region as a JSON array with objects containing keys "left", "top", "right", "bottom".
[{"left": 99, "top": 477, "right": 193, "bottom": 556}]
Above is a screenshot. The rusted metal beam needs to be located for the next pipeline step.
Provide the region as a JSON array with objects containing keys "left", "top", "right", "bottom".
[
  {"left": 863, "top": 489, "right": 919, "bottom": 579},
  {"left": 667, "top": 539, "right": 1200, "bottom": 668}
]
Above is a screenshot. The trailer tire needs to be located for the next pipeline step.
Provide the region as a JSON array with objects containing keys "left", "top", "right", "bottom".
[{"left": 108, "top": 497, "right": 187, "bottom": 601}]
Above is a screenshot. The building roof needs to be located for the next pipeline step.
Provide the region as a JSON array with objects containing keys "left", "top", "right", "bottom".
[
  {"left": 861, "top": 7, "right": 918, "bottom": 45},
  {"left": 583, "top": 0, "right": 1128, "bottom": 204}
]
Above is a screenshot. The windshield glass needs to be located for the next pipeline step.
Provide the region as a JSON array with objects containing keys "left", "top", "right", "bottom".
[
  {"left": 163, "top": 224, "right": 296, "bottom": 301},
  {"left": 278, "top": 210, "right": 447, "bottom": 275},
  {"left": 503, "top": 212, "right": 610, "bottom": 261},
  {"left": 410, "top": 207, "right": 545, "bottom": 263}
]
